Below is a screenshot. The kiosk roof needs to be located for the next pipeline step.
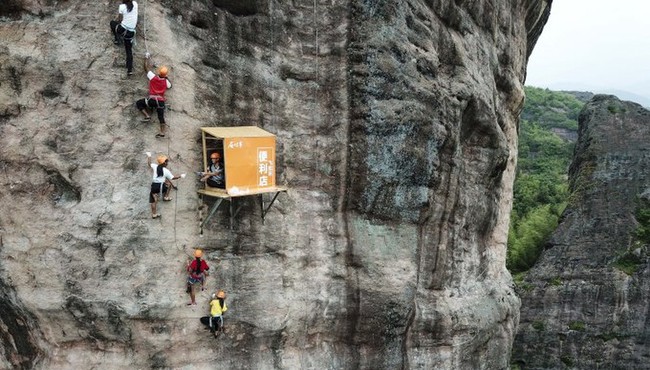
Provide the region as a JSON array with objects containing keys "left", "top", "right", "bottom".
[{"left": 201, "top": 126, "right": 276, "bottom": 138}]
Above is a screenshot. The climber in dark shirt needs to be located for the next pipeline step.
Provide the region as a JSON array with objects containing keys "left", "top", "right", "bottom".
[{"left": 200, "top": 152, "right": 225, "bottom": 188}]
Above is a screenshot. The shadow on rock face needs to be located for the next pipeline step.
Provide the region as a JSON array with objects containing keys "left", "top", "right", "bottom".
[
  {"left": 45, "top": 167, "right": 82, "bottom": 205},
  {"left": 0, "top": 0, "right": 24, "bottom": 19},
  {"left": 0, "top": 279, "right": 43, "bottom": 369},
  {"left": 212, "top": 0, "right": 259, "bottom": 16},
  {"left": 42, "top": 69, "right": 65, "bottom": 100}
]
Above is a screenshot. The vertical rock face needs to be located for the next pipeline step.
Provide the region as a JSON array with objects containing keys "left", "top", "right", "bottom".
[
  {"left": 513, "top": 95, "right": 650, "bottom": 369},
  {"left": 0, "top": 0, "right": 549, "bottom": 369}
]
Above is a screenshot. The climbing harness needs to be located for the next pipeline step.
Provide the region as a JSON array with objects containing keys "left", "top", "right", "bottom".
[
  {"left": 114, "top": 23, "right": 136, "bottom": 44},
  {"left": 209, "top": 315, "right": 224, "bottom": 335},
  {"left": 144, "top": 97, "right": 165, "bottom": 110}
]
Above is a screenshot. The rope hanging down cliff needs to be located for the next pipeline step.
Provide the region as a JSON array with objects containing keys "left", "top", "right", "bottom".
[{"left": 140, "top": 0, "right": 184, "bottom": 247}]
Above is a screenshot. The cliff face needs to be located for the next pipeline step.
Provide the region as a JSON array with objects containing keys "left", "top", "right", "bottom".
[
  {"left": 513, "top": 95, "right": 650, "bottom": 369},
  {"left": 0, "top": 0, "right": 550, "bottom": 369}
]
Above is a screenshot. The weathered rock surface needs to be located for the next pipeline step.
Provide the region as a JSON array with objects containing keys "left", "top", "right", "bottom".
[
  {"left": 0, "top": 0, "right": 550, "bottom": 368},
  {"left": 513, "top": 95, "right": 650, "bottom": 369}
]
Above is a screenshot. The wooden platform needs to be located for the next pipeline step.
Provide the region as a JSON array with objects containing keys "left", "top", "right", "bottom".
[
  {"left": 197, "top": 185, "right": 288, "bottom": 199},
  {"left": 197, "top": 186, "right": 288, "bottom": 231}
]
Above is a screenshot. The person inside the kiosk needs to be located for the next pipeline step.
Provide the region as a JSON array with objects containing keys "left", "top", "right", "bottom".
[{"left": 200, "top": 151, "right": 225, "bottom": 189}]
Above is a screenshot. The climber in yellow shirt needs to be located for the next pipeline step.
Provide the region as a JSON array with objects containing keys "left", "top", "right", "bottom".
[{"left": 209, "top": 290, "right": 227, "bottom": 337}]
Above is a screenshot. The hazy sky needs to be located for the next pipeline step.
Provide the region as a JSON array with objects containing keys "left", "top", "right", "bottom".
[{"left": 526, "top": 0, "right": 650, "bottom": 101}]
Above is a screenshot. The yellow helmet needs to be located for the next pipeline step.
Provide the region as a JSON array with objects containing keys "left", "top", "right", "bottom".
[
  {"left": 216, "top": 290, "right": 225, "bottom": 299},
  {"left": 194, "top": 249, "right": 203, "bottom": 258},
  {"left": 158, "top": 66, "right": 169, "bottom": 78},
  {"left": 156, "top": 155, "right": 168, "bottom": 165}
]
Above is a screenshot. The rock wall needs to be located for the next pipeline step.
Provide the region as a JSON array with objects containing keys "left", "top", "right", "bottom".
[
  {"left": 513, "top": 95, "right": 650, "bottom": 369},
  {"left": 0, "top": 0, "right": 550, "bottom": 369}
]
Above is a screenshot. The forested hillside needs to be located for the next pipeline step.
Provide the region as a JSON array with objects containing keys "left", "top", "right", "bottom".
[
  {"left": 512, "top": 94, "right": 650, "bottom": 370},
  {"left": 520, "top": 87, "right": 585, "bottom": 130},
  {"left": 507, "top": 87, "right": 585, "bottom": 273}
]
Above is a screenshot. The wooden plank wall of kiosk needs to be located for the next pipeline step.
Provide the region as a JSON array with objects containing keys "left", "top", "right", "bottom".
[
  {"left": 224, "top": 136, "right": 276, "bottom": 194},
  {"left": 200, "top": 127, "right": 278, "bottom": 196},
  {"left": 201, "top": 131, "right": 208, "bottom": 171}
]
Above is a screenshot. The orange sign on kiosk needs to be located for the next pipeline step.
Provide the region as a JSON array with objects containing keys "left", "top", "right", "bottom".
[
  {"left": 201, "top": 126, "right": 278, "bottom": 195},
  {"left": 198, "top": 126, "right": 287, "bottom": 231}
]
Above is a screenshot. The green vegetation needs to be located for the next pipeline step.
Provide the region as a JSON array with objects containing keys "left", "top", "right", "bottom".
[
  {"left": 607, "top": 104, "right": 626, "bottom": 114},
  {"left": 613, "top": 252, "right": 642, "bottom": 276},
  {"left": 633, "top": 206, "right": 650, "bottom": 244},
  {"left": 597, "top": 331, "right": 630, "bottom": 342},
  {"left": 507, "top": 204, "right": 562, "bottom": 272},
  {"left": 597, "top": 332, "right": 618, "bottom": 342},
  {"left": 507, "top": 87, "right": 581, "bottom": 273},
  {"left": 521, "top": 87, "right": 584, "bottom": 130},
  {"left": 611, "top": 205, "right": 650, "bottom": 275},
  {"left": 532, "top": 320, "right": 545, "bottom": 332},
  {"left": 512, "top": 272, "right": 533, "bottom": 292},
  {"left": 561, "top": 356, "right": 574, "bottom": 367},
  {"left": 568, "top": 321, "right": 585, "bottom": 331},
  {"left": 566, "top": 163, "right": 596, "bottom": 207},
  {"left": 513, "top": 119, "right": 573, "bottom": 218},
  {"left": 549, "top": 277, "right": 562, "bottom": 286}
]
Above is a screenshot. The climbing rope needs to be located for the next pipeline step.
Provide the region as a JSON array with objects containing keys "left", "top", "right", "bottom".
[
  {"left": 141, "top": 0, "right": 181, "bottom": 248},
  {"left": 313, "top": 0, "right": 319, "bottom": 79},
  {"left": 142, "top": 0, "right": 150, "bottom": 56},
  {"left": 140, "top": 0, "right": 175, "bottom": 82},
  {"left": 166, "top": 139, "right": 180, "bottom": 247}
]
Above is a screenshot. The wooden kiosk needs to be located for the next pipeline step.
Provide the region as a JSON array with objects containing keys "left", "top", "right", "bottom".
[{"left": 198, "top": 126, "right": 287, "bottom": 231}]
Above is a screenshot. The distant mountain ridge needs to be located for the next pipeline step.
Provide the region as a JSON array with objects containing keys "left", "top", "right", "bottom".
[
  {"left": 601, "top": 88, "right": 650, "bottom": 108},
  {"left": 527, "top": 83, "right": 650, "bottom": 107},
  {"left": 557, "top": 90, "right": 594, "bottom": 104}
]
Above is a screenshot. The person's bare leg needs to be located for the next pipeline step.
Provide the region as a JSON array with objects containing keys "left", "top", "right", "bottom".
[
  {"left": 141, "top": 109, "right": 150, "bottom": 119},
  {"left": 189, "top": 285, "right": 196, "bottom": 305},
  {"left": 151, "top": 195, "right": 159, "bottom": 217}
]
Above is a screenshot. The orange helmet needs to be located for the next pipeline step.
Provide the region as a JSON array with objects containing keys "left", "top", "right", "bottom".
[
  {"left": 216, "top": 290, "right": 226, "bottom": 299},
  {"left": 158, "top": 66, "right": 169, "bottom": 78},
  {"left": 156, "top": 155, "right": 168, "bottom": 164},
  {"left": 194, "top": 249, "right": 203, "bottom": 258}
]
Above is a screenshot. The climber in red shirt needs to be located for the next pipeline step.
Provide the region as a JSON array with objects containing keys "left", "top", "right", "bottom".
[
  {"left": 136, "top": 53, "right": 172, "bottom": 138},
  {"left": 186, "top": 249, "right": 210, "bottom": 306}
]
